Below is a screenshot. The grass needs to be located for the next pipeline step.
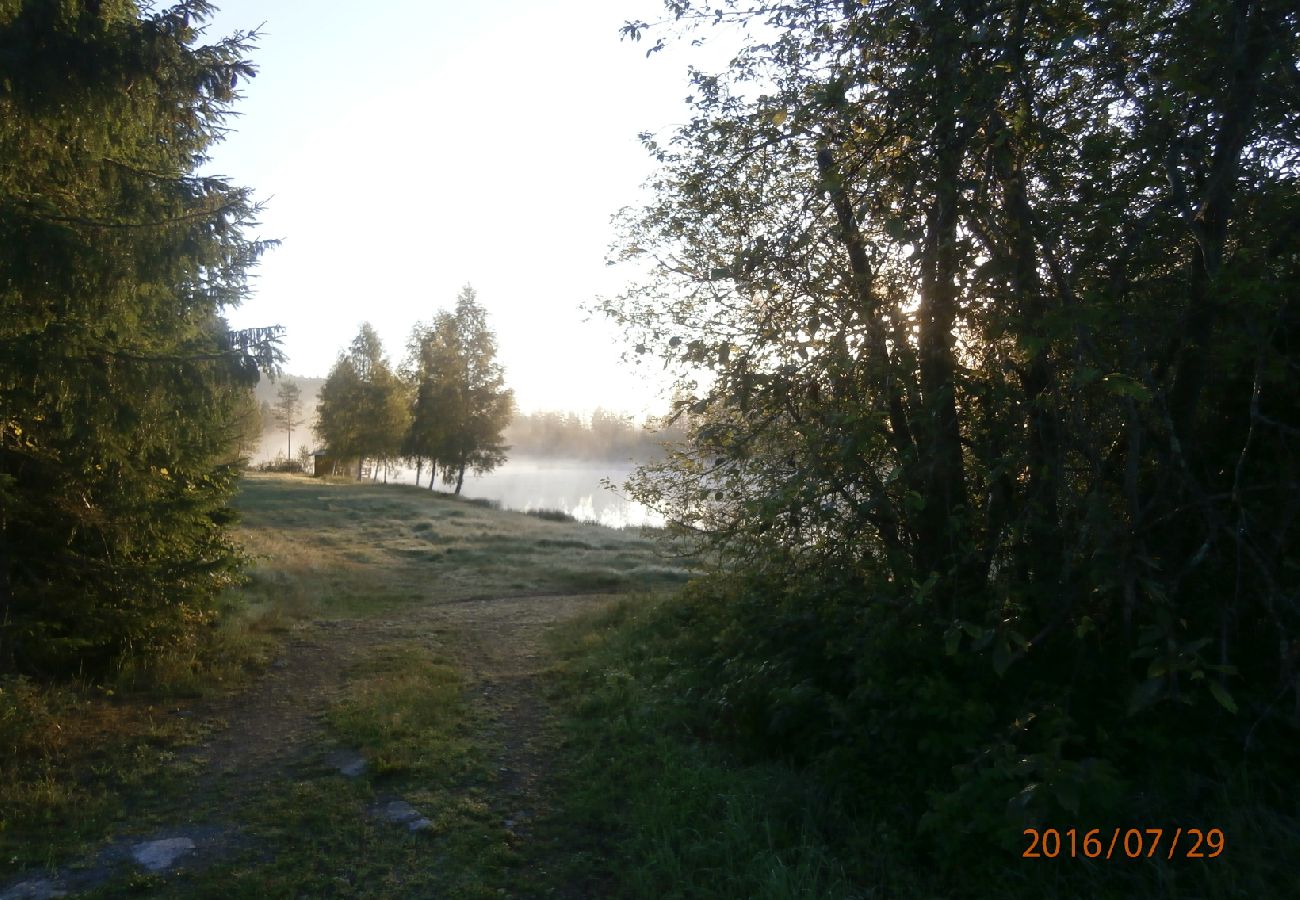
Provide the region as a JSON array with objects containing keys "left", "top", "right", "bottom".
[
  {"left": 11, "top": 472, "right": 1293, "bottom": 899},
  {"left": 534, "top": 593, "right": 1300, "bottom": 900},
  {"left": 0, "top": 676, "right": 206, "bottom": 876},
  {"left": 12, "top": 472, "right": 1291, "bottom": 897},
  {"left": 231, "top": 473, "right": 688, "bottom": 611},
  {"left": 1, "top": 472, "right": 689, "bottom": 894},
  {"left": 326, "top": 642, "right": 476, "bottom": 781},
  {"left": 116, "top": 641, "right": 521, "bottom": 899},
  {"left": 525, "top": 508, "right": 577, "bottom": 523},
  {"left": 534, "top": 597, "right": 859, "bottom": 900}
]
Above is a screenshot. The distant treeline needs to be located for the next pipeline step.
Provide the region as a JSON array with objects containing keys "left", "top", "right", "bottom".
[
  {"left": 505, "top": 410, "right": 685, "bottom": 461},
  {"left": 251, "top": 385, "right": 680, "bottom": 466}
]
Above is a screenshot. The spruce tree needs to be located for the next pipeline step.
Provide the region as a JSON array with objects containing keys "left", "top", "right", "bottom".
[{"left": 0, "top": 0, "right": 280, "bottom": 675}]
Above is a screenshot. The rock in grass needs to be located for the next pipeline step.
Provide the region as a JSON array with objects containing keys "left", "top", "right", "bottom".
[
  {"left": 407, "top": 817, "right": 433, "bottom": 832},
  {"left": 378, "top": 801, "right": 421, "bottom": 824},
  {"left": 325, "top": 750, "right": 367, "bottom": 777},
  {"left": 130, "top": 837, "right": 195, "bottom": 872}
]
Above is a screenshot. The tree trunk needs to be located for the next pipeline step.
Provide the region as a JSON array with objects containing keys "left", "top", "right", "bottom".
[
  {"left": 913, "top": 19, "right": 975, "bottom": 611},
  {"left": 817, "top": 142, "right": 916, "bottom": 461},
  {"left": 454, "top": 463, "right": 465, "bottom": 495},
  {"left": 989, "top": 96, "right": 1063, "bottom": 590},
  {"left": 916, "top": 141, "right": 969, "bottom": 576},
  {"left": 1167, "top": 0, "right": 1270, "bottom": 450}
]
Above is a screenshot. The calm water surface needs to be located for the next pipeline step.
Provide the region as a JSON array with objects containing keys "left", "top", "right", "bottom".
[{"left": 387, "top": 456, "right": 663, "bottom": 528}]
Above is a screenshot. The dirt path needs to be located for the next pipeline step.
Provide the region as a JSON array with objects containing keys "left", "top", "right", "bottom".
[
  {"left": 3, "top": 478, "right": 682, "bottom": 898},
  {"left": 189, "top": 592, "right": 608, "bottom": 792},
  {"left": 185, "top": 591, "right": 607, "bottom": 814},
  {"left": 2, "top": 592, "right": 612, "bottom": 900}
]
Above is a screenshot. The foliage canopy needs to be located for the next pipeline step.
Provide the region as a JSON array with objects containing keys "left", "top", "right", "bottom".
[
  {"left": 316, "top": 323, "right": 409, "bottom": 478},
  {"left": 606, "top": 0, "right": 1300, "bottom": 869},
  {"left": 405, "top": 285, "right": 513, "bottom": 494}
]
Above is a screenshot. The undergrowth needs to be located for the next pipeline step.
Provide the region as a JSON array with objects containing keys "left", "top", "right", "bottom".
[
  {"left": 0, "top": 676, "right": 204, "bottom": 878},
  {"left": 546, "top": 584, "right": 1300, "bottom": 899},
  {"left": 546, "top": 597, "right": 860, "bottom": 899}
]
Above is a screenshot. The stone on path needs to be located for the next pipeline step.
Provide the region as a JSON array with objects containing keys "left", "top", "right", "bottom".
[
  {"left": 326, "top": 750, "right": 367, "bottom": 778},
  {"left": 374, "top": 800, "right": 433, "bottom": 832},
  {"left": 377, "top": 800, "right": 421, "bottom": 825},
  {"left": 130, "top": 837, "right": 196, "bottom": 872}
]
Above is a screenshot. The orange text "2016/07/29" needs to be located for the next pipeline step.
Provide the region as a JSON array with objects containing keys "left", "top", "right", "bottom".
[{"left": 1023, "top": 827, "right": 1225, "bottom": 860}]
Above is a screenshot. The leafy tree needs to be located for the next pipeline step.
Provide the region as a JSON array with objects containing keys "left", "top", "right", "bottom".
[
  {"left": 270, "top": 379, "right": 305, "bottom": 462},
  {"left": 607, "top": 0, "right": 1299, "bottom": 873},
  {"left": 316, "top": 357, "right": 366, "bottom": 476},
  {"left": 0, "top": 0, "right": 281, "bottom": 675},
  {"left": 402, "top": 312, "right": 456, "bottom": 487},
  {"left": 316, "top": 324, "right": 408, "bottom": 479},
  {"left": 406, "top": 286, "right": 513, "bottom": 494}
]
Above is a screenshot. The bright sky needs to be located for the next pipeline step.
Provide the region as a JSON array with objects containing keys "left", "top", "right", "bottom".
[{"left": 201, "top": 0, "right": 703, "bottom": 416}]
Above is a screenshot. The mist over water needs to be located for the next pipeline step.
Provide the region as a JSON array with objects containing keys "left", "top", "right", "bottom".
[{"left": 384, "top": 455, "right": 664, "bottom": 529}]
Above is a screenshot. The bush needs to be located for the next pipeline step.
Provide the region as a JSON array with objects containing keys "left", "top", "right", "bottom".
[{"left": 594, "top": 573, "right": 1300, "bottom": 897}]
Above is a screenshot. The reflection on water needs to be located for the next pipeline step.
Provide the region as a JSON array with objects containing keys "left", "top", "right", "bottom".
[{"left": 387, "top": 456, "right": 663, "bottom": 529}]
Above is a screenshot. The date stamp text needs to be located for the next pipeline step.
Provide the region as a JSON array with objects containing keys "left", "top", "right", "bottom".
[{"left": 1022, "top": 828, "right": 1225, "bottom": 860}]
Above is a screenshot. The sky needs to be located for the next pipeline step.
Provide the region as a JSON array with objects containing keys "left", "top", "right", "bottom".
[{"left": 199, "top": 0, "right": 708, "bottom": 417}]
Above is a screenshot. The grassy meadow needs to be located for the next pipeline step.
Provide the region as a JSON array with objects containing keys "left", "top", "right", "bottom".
[{"left": 0, "top": 473, "right": 689, "bottom": 897}]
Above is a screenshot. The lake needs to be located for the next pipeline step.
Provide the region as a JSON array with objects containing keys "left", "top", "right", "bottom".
[{"left": 385, "top": 456, "right": 664, "bottom": 528}]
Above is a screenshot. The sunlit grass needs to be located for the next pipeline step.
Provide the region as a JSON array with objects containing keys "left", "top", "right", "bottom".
[
  {"left": 326, "top": 642, "right": 477, "bottom": 781},
  {"left": 233, "top": 473, "right": 688, "bottom": 610}
]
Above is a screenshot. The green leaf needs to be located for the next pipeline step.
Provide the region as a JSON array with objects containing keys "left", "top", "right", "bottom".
[
  {"left": 1102, "top": 374, "right": 1151, "bottom": 402},
  {"left": 883, "top": 217, "right": 909, "bottom": 241},
  {"left": 1208, "top": 681, "right": 1238, "bottom": 714}
]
